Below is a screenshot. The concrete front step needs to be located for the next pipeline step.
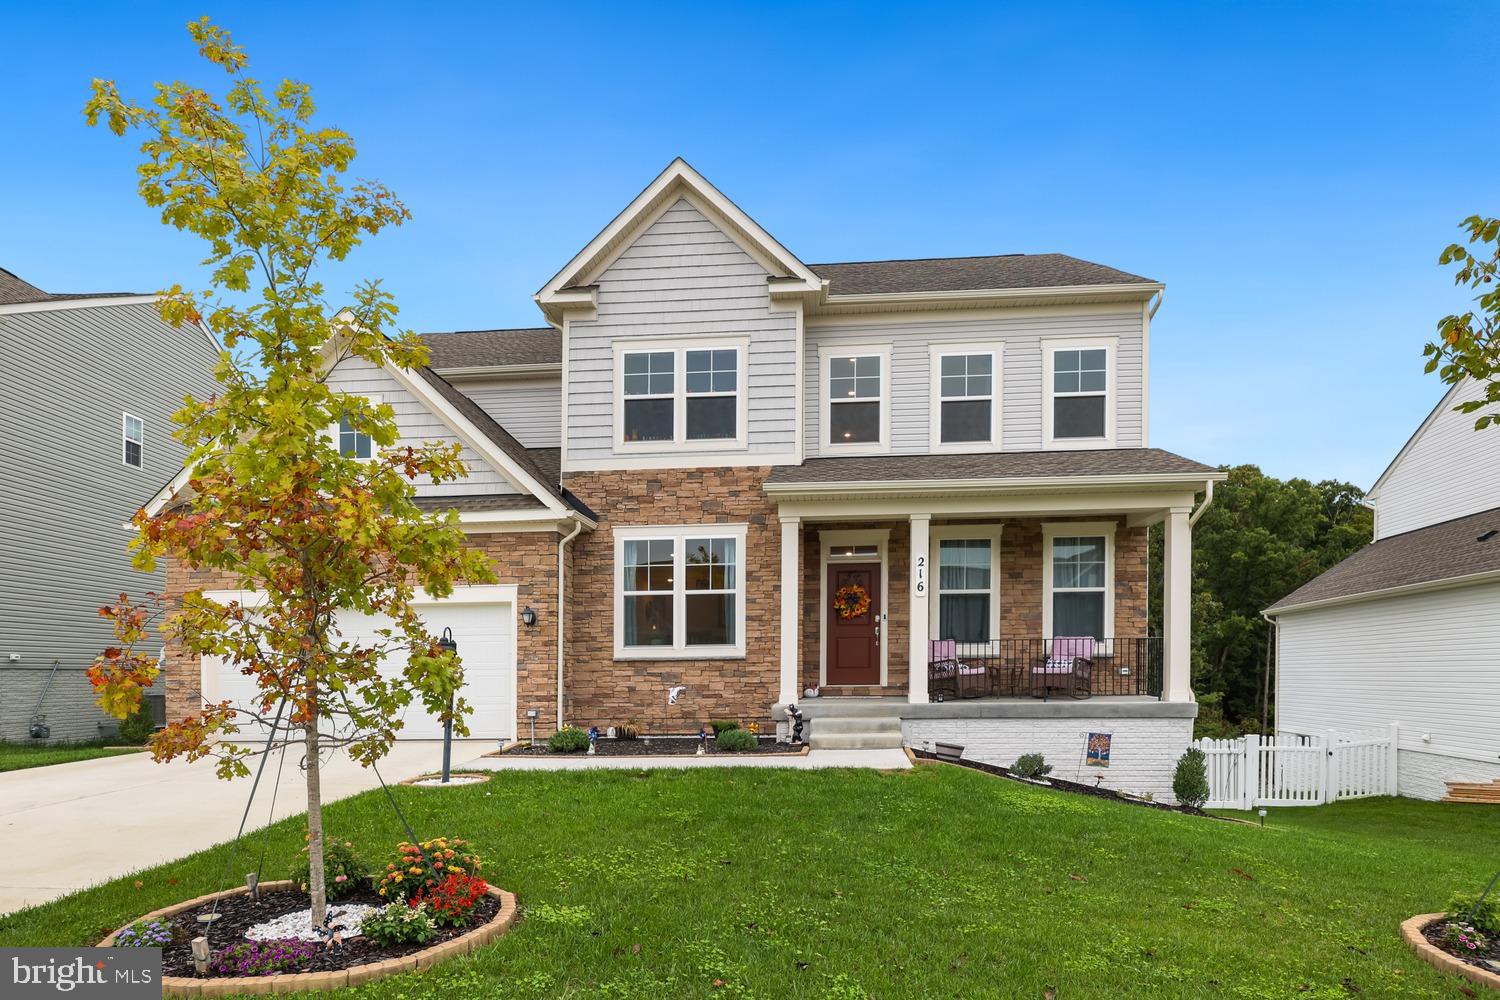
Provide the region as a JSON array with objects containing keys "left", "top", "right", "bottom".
[
  {"left": 811, "top": 716, "right": 903, "bottom": 735},
  {"left": 809, "top": 731, "right": 905, "bottom": 750},
  {"left": 796, "top": 698, "right": 909, "bottom": 718}
]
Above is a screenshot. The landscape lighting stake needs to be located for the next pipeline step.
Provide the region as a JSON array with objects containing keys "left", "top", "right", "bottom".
[{"left": 438, "top": 627, "right": 458, "bottom": 784}]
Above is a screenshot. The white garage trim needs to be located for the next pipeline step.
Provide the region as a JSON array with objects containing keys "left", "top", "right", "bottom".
[{"left": 198, "top": 585, "right": 519, "bottom": 740}]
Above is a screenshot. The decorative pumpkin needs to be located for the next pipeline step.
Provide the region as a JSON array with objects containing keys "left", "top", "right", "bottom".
[{"left": 832, "top": 583, "right": 871, "bottom": 619}]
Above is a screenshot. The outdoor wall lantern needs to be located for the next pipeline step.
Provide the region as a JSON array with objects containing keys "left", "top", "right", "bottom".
[{"left": 521, "top": 607, "right": 538, "bottom": 627}]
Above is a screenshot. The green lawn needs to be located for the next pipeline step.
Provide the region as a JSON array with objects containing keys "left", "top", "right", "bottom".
[
  {"left": 1, "top": 765, "right": 1494, "bottom": 998},
  {"left": 0, "top": 741, "right": 143, "bottom": 772}
]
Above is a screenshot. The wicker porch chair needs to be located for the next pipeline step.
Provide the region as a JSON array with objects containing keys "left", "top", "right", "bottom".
[{"left": 1032, "top": 636, "right": 1095, "bottom": 700}]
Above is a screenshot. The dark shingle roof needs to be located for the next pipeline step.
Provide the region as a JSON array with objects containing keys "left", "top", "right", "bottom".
[
  {"left": 0, "top": 266, "right": 140, "bottom": 305},
  {"left": 414, "top": 493, "right": 546, "bottom": 513},
  {"left": 765, "top": 448, "right": 1216, "bottom": 487},
  {"left": 808, "top": 254, "right": 1155, "bottom": 296},
  {"left": 420, "top": 328, "right": 559, "bottom": 369},
  {"left": 1266, "top": 507, "right": 1500, "bottom": 613}
]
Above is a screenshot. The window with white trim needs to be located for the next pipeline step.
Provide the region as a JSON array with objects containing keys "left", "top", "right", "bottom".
[
  {"left": 1050, "top": 535, "right": 1107, "bottom": 639},
  {"left": 122, "top": 413, "right": 143, "bottom": 468},
  {"left": 930, "top": 346, "right": 1002, "bottom": 449},
  {"left": 828, "top": 354, "right": 882, "bottom": 445},
  {"left": 1051, "top": 348, "right": 1108, "bottom": 439},
  {"left": 622, "top": 350, "right": 676, "bottom": 443},
  {"left": 618, "top": 342, "right": 745, "bottom": 448},
  {"left": 338, "top": 415, "right": 373, "bottom": 459},
  {"left": 937, "top": 538, "right": 992, "bottom": 643},
  {"left": 684, "top": 349, "right": 737, "bottom": 440},
  {"left": 616, "top": 525, "right": 747, "bottom": 657}
]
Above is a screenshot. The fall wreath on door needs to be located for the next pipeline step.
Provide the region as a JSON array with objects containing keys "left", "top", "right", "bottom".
[{"left": 832, "top": 583, "right": 871, "bottom": 619}]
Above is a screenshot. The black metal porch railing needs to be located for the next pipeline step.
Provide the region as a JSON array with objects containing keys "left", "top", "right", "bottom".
[{"left": 927, "top": 636, "right": 1163, "bottom": 700}]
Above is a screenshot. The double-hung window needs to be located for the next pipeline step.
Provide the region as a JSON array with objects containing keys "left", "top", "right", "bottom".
[
  {"left": 618, "top": 341, "right": 745, "bottom": 448},
  {"left": 339, "top": 415, "right": 373, "bottom": 459},
  {"left": 936, "top": 537, "right": 993, "bottom": 643},
  {"left": 821, "top": 346, "right": 890, "bottom": 452},
  {"left": 1046, "top": 340, "right": 1114, "bottom": 445},
  {"left": 122, "top": 413, "right": 143, "bottom": 468},
  {"left": 1043, "top": 523, "right": 1114, "bottom": 641},
  {"left": 931, "top": 346, "right": 1001, "bottom": 450},
  {"left": 616, "top": 524, "right": 748, "bottom": 657}
]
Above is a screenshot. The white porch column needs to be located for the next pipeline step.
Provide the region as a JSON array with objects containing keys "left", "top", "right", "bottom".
[
  {"left": 907, "top": 514, "right": 931, "bottom": 705},
  {"left": 778, "top": 515, "right": 801, "bottom": 706},
  {"left": 1162, "top": 507, "right": 1193, "bottom": 703}
]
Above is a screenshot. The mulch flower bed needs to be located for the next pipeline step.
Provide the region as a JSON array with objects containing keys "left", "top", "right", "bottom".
[
  {"left": 911, "top": 749, "right": 1217, "bottom": 818},
  {"left": 154, "top": 887, "right": 500, "bottom": 978},
  {"left": 1420, "top": 916, "right": 1500, "bottom": 973},
  {"left": 501, "top": 736, "right": 805, "bottom": 757}
]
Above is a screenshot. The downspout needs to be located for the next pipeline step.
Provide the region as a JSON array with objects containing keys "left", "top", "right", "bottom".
[
  {"left": 556, "top": 517, "right": 583, "bottom": 731},
  {"left": 1188, "top": 478, "right": 1215, "bottom": 527}
]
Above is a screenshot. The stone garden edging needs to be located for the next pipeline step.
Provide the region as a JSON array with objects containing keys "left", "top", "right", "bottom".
[
  {"left": 1401, "top": 912, "right": 1500, "bottom": 992},
  {"left": 98, "top": 879, "right": 519, "bottom": 996}
]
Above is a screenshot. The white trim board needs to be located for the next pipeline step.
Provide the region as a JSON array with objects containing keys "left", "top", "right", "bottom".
[{"left": 818, "top": 528, "right": 892, "bottom": 687}]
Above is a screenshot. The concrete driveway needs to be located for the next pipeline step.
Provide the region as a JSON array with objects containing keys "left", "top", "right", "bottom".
[{"left": 0, "top": 740, "right": 494, "bottom": 915}]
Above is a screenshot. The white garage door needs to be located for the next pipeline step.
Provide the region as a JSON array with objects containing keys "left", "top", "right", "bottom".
[{"left": 200, "top": 587, "right": 517, "bottom": 741}]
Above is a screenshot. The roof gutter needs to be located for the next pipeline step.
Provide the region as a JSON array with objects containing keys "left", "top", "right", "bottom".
[
  {"left": 763, "top": 469, "right": 1226, "bottom": 499},
  {"left": 1264, "top": 566, "right": 1500, "bottom": 618},
  {"left": 1188, "top": 478, "right": 1215, "bottom": 527}
]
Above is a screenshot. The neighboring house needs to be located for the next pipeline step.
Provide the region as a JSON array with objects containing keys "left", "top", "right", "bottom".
[
  {"left": 148, "top": 160, "right": 1222, "bottom": 799},
  {"left": 0, "top": 268, "right": 218, "bottom": 742},
  {"left": 1266, "top": 376, "right": 1500, "bottom": 801}
]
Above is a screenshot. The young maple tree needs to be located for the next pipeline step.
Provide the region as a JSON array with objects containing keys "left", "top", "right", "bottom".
[{"left": 83, "top": 18, "right": 495, "bottom": 927}]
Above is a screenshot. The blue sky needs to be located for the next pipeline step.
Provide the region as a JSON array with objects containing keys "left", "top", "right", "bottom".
[{"left": 1, "top": 2, "right": 1491, "bottom": 487}]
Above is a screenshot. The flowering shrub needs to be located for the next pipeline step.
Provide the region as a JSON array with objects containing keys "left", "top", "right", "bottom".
[
  {"left": 360, "top": 901, "right": 438, "bottom": 946},
  {"left": 114, "top": 918, "right": 176, "bottom": 948},
  {"left": 1440, "top": 921, "right": 1489, "bottom": 953},
  {"left": 210, "top": 938, "right": 318, "bottom": 976},
  {"left": 377, "top": 837, "right": 483, "bottom": 902},
  {"left": 409, "top": 872, "right": 489, "bottom": 928},
  {"left": 291, "top": 836, "right": 371, "bottom": 900},
  {"left": 1447, "top": 891, "right": 1500, "bottom": 935}
]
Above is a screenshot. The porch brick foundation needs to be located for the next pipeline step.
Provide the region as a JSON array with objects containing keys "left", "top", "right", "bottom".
[
  {"left": 561, "top": 467, "right": 783, "bottom": 732},
  {"left": 903, "top": 715, "right": 1194, "bottom": 802},
  {"left": 1395, "top": 749, "right": 1500, "bottom": 802}
]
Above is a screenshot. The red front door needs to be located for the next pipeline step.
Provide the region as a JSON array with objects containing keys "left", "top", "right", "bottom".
[{"left": 826, "top": 563, "right": 881, "bottom": 685}]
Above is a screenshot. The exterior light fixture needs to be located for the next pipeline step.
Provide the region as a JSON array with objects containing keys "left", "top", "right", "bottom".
[{"left": 521, "top": 607, "right": 538, "bottom": 627}]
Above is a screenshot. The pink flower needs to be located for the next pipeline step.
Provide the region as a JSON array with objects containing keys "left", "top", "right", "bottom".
[{"left": 335, "top": 875, "right": 347, "bottom": 883}]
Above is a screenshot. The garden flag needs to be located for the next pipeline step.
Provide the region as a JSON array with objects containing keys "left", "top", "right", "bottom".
[{"left": 1086, "top": 732, "right": 1112, "bottom": 767}]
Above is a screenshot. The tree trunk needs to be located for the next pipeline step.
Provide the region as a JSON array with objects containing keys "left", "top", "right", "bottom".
[{"left": 304, "top": 720, "right": 327, "bottom": 929}]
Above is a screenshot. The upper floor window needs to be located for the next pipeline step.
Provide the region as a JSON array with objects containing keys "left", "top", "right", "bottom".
[
  {"left": 930, "top": 346, "right": 1002, "bottom": 451},
  {"left": 616, "top": 524, "right": 747, "bottom": 658},
  {"left": 617, "top": 340, "right": 746, "bottom": 450},
  {"left": 821, "top": 345, "right": 891, "bottom": 453},
  {"left": 1045, "top": 340, "right": 1115, "bottom": 447},
  {"left": 122, "top": 413, "right": 143, "bottom": 468},
  {"left": 339, "top": 415, "right": 373, "bottom": 458}
]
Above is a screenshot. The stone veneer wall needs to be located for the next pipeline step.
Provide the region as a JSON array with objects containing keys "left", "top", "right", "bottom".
[
  {"left": 797, "top": 516, "right": 1148, "bottom": 695},
  {"left": 561, "top": 467, "right": 782, "bottom": 732},
  {"left": 160, "top": 530, "right": 562, "bottom": 737},
  {"left": 904, "top": 715, "right": 1194, "bottom": 802}
]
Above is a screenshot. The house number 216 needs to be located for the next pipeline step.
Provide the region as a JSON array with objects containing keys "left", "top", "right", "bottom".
[{"left": 914, "top": 554, "right": 928, "bottom": 598}]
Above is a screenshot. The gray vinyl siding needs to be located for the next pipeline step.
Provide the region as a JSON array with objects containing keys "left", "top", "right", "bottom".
[
  {"left": 0, "top": 302, "right": 218, "bottom": 742},
  {"left": 565, "top": 198, "right": 799, "bottom": 465},
  {"left": 1371, "top": 377, "right": 1500, "bottom": 540},
  {"left": 325, "top": 356, "right": 518, "bottom": 496},
  {"left": 804, "top": 309, "right": 1145, "bottom": 455},
  {"left": 456, "top": 377, "right": 562, "bottom": 449}
]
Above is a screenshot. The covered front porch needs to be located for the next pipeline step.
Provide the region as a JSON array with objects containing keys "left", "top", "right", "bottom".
[{"left": 766, "top": 457, "right": 1216, "bottom": 711}]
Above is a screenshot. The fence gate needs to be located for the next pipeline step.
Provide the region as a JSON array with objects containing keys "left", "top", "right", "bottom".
[{"left": 1194, "top": 725, "right": 1398, "bottom": 809}]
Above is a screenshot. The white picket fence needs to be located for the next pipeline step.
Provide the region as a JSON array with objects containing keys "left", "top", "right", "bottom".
[{"left": 1194, "top": 725, "right": 1398, "bottom": 809}]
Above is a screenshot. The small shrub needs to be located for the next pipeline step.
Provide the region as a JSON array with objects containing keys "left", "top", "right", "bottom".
[
  {"left": 116, "top": 705, "right": 155, "bottom": 745},
  {"left": 378, "top": 836, "right": 483, "bottom": 902},
  {"left": 715, "top": 728, "right": 758, "bottom": 752},
  {"left": 210, "top": 938, "right": 318, "bottom": 976},
  {"left": 1012, "top": 753, "right": 1052, "bottom": 780},
  {"left": 113, "top": 918, "right": 176, "bottom": 948},
  {"left": 410, "top": 871, "right": 489, "bottom": 928},
  {"left": 360, "top": 901, "right": 437, "bottom": 946},
  {"left": 290, "top": 837, "right": 370, "bottom": 899},
  {"left": 1439, "top": 921, "right": 1489, "bottom": 954},
  {"left": 548, "top": 727, "right": 590, "bottom": 753},
  {"left": 1173, "top": 747, "right": 1210, "bottom": 810},
  {"left": 617, "top": 719, "right": 642, "bottom": 740},
  {"left": 708, "top": 720, "right": 740, "bottom": 736},
  {"left": 1447, "top": 892, "right": 1500, "bottom": 935}
]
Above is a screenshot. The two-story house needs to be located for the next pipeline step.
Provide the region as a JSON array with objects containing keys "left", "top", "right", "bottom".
[
  {"left": 1267, "top": 376, "right": 1500, "bottom": 801},
  {"left": 149, "top": 160, "right": 1221, "bottom": 799},
  {"left": 1, "top": 267, "right": 218, "bottom": 742}
]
